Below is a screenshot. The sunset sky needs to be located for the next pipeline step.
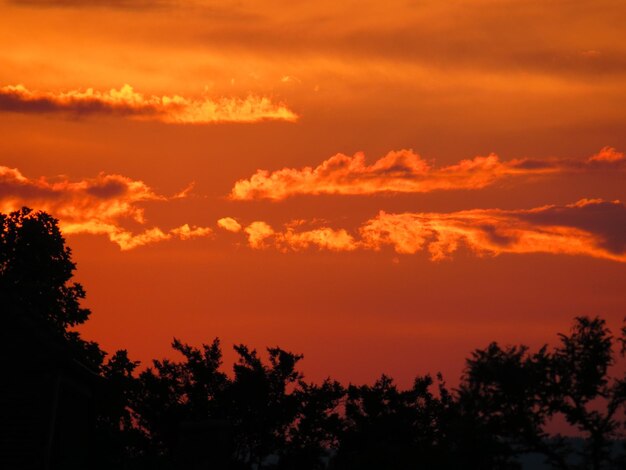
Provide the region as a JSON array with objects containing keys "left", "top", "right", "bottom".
[{"left": 1, "top": 0, "right": 625, "bottom": 385}]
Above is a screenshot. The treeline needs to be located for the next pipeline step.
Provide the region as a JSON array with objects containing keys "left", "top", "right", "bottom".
[
  {"left": 2, "top": 208, "right": 626, "bottom": 470},
  {"left": 95, "top": 318, "right": 626, "bottom": 470}
]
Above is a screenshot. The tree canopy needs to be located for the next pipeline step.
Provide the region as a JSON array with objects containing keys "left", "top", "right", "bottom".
[{"left": 1, "top": 207, "right": 90, "bottom": 331}]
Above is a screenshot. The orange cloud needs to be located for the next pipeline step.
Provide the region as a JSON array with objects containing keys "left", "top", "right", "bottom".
[
  {"left": 217, "top": 217, "right": 242, "bottom": 233},
  {"left": 0, "top": 165, "right": 212, "bottom": 250},
  {"left": 228, "top": 199, "right": 626, "bottom": 262},
  {"left": 588, "top": 146, "right": 624, "bottom": 163},
  {"left": 0, "top": 84, "right": 298, "bottom": 124},
  {"left": 244, "top": 221, "right": 275, "bottom": 249},
  {"left": 360, "top": 199, "right": 626, "bottom": 262},
  {"left": 278, "top": 225, "right": 357, "bottom": 252},
  {"left": 230, "top": 148, "right": 625, "bottom": 200},
  {"left": 235, "top": 219, "right": 358, "bottom": 252}
]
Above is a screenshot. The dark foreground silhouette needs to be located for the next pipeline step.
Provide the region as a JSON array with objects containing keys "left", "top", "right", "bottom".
[{"left": 1, "top": 208, "right": 625, "bottom": 470}]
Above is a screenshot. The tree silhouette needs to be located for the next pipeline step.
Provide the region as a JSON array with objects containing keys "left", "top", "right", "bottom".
[
  {"left": 331, "top": 374, "right": 456, "bottom": 470},
  {"left": 227, "top": 345, "right": 304, "bottom": 467},
  {"left": 278, "top": 378, "right": 344, "bottom": 469},
  {"left": 0, "top": 207, "right": 147, "bottom": 468},
  {"left": 94, "top": 350, "right": 146, "bottom": 469},
  {"left": 457, "top": 342, "right": 552, "bottom": 468},
  {"left": 1, "top": 207, "right": 89, "bottom": 331},
  {"left": 458, "top": 316, "right": 626, "bottom": 469},
  {"left": 132, "top": 338, "right": 229, "bottom": 457},
  {"left": 550, "top": 317, "right": 626, "bottom": 469},
  {"left": 131, "top": 340, "right": 345, "bottom": 469},
  {"left": 0, "top": 207, "right": 104, "bottom": 368}
]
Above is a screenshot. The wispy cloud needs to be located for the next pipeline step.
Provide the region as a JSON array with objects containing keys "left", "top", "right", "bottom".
[
  {"left": 230, "top": 148, "right": 625, "bottom": 200},
  {"left": 218, "top": 217, "right": 358, "bottom": 251},
  {"left": 221, "top": 199, "right": 626, "bottom": 262},
  {"left": 0, "top": 166, "right": 212, "bottom": 249},
  {"left": 231, "top": 220, "right": 358, "bottom": 252},
  {"left": 360, "top": 199, "right": 626, "bottom": 262},
  {"left": 0, "top": 84, "right": 298, "bottom": 124}
]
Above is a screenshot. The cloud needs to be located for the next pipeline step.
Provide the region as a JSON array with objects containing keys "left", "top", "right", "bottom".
[
  {"left": 217, "top": 217, "right": 242, "bottom": 233},
  {"left": 516, "top": 198, "right": 626, "bottom": 255},
  {"left": 244, "top": 221, "right": 275, "bottom": 249},
  {"left": 588, "top": 146, "right": 624, "bottom": 163},
  {"left": 278, "top": 224, "right": 357, "bottom": 252},
  {"left": 227, "top": 199, "right": 626, "bottom": 262},
  {"left": 0, "top": 84, "right": 298, "bottom": 124},
  {"left": 0, "top": 165, "right": 212, "bottom": 250},
  {"left": 230, "top": 148, "right": 625, "bottom": 200},
  {"left": 359, "top": 199, "right": 626, "bottom": 262},
  {"left": 238, "top": 219, "right": 358, "bottom": 252}
]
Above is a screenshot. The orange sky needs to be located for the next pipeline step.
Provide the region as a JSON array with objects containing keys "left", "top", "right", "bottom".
[{"left": 1, "top": 0, "right": 625, "bottom": 386}]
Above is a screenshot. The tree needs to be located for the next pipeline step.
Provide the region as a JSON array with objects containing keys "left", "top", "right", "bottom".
[
  {"left": 95, "top": 350, "right": 146, "bottom": 469},
  {"left": 550, "top": 317, "right": 626, "bottom": 469},
  {"left": 0, "top": 207, "right": 103, "bottom": 368},
  {"left": 227, "top": 345, "right": 304, "bottom": 468},
  {"left": 278, "top": 378, "right": 345, "bottom": 470},
  {"left": 457, "top": 342, "right": 553, "bottom": 468},
  {"left": 458, "top": 316, "right": 626, "bottom": 469},
  {"left": 332, "top": 374, "right": 455, "bottom": 470},
  {"left": 133, "top": 340, "right": 334, "bottom": 469},
  {"left": 132, "top": 338, "right": 229, "bottom": 456},
  {"left": 1, "top": 207, "right": 89, "bottom": 330},
  {"left": 0, "top": 207, "right": 150, "bottom": 467}
]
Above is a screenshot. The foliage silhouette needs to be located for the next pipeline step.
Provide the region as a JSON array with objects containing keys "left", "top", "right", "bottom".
[
  {"left": 132, "top": 338, "right": 229, "bottom": 456},
  {"left": 130, "top": 340, "right": 336, "bottom": 468},
  {"left": 94, "top": 350, "right": 147, "bottom": 468},
  {"left": 114, "top": 319, "right": 626, "bottom": 470},
  {"left": 0, "top": 208, "right": 141, "bottom": 467},
  {"left": 278, "top": 378, "right": 344, "bottom": 469},
  {"left": 331, "top": 374, "right": 456, "bottom": 469},
  {"left": 1, "top": 207, "right": 89, "bottom": 330},
  {"left": 0, "top": 207, "right": 105, "bottom": 368},
  {"left": 458, "top": 316, "right": 626, "bottom": 469}
]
